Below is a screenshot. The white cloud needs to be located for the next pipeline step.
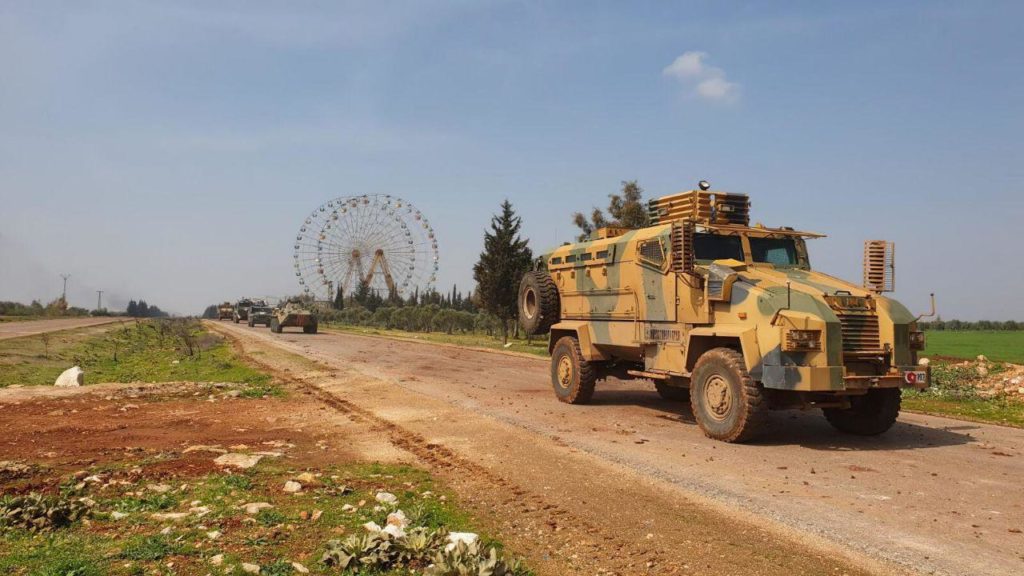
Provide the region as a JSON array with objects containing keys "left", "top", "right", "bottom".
[
  {"left": 662, "top": 51, "right": 739, "bottom": 103},
  {"left": 662, "top": 51, "right": 708, "bottom": 78}
]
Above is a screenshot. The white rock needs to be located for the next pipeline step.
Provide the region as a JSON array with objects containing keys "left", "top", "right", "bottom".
[
  {"left": 189, "top": 506, "right": 211, "bottom": 517},
  {"left": 386, "top": 510, "right": 408, "bottom": 530},
  {"left": 283, "top": 480, "right": 302, "bottom": 493},
  {"left": 977, "top": 354, "right": 988, "bottom": 362},
  {"left": 148, "top": 483, "right": 172, "bottom": 493},
  {"left": 110, "top": 511, "right": 128, "bottom": 520},
  {"left": 446, "top": 532, "right": 479, "bottom": 551},
  {"left": 291, "top": 562, "right": 309, "bottom": 574},
  {"left": 242, "top": 563, "right": 261, "bottom": 574},
  {"left": 362, "top": 521, "right": 382, "bottom": 533},
  {"left": 918, "top": 357, "right": 930, "bottom": 366},
  {"left": 209, "top": 554, "right": 224, "bottom": 566},
  {"left": 341, "top": 504, "right": 357, "bottom": 513},
  {"left": 206, "top": 530, "right": 221, "bottom": 540},
  {"left": 977, "top": 365, "right": 989, "bottom": 377},
  {"left": 375, "top": 492, "right": 398, "bottom": 505},
  {"left": 150, "top": 512, "right": 190, "bottom": 521},
  {"left": 215, "top": 453, "right": 263, "bottom": 469},
  {"left": 183, "top": 445, "right": 226, "bottom": 454},
  {"left": 54, "top": 366, "right": 84, "bottom": 387},
  {"left": 240, "top": 502, "right": 274, "bottom": 515},
  {"left": 1011, "top": 377, "right": 1022, "bottom": 386},
  {"left": 382, "top": 523, "right": 405, "bottom": 538}
]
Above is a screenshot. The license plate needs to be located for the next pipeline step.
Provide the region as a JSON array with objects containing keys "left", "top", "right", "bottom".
[{"left": 904, "top": 370, "right": 927, "bottom": 385}]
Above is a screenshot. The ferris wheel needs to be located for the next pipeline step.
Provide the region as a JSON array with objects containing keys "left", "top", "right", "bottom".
[{"left": 293, "top": 195, "right": 438, "bottom": 300}]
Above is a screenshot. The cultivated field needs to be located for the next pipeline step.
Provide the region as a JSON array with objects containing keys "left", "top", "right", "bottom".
[{"left": 923, "top": 330, "right": 1024, "bottom": 363}]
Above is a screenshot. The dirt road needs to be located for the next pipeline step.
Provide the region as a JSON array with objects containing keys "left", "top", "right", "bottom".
[
  {"left": 0, "top": 316, "right": 122, "bottom": 340},
  {"left": 215, "top": 323, "right": 1024, "bottom": 576}
]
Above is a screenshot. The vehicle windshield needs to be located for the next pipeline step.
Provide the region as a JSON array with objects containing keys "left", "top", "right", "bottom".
[
  {"left": 749, "top": 237, "right": 801, "bottom": 266},
  {"left": 253, "top": 307, "right": 270, "bottom": 313},
  {"left": 693, "top": 233, "right": 743, "bottom": 261}
]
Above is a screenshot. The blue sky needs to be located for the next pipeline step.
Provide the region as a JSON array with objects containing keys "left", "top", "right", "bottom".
[{"left": 1, "top": 1, "right": 1021, "bottom": 318}]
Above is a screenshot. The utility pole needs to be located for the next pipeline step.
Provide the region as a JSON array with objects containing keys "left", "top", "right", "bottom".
[
  {"left": 60, "top": 274, "right": 70, "bottom": 302},
  {"left": 96, "top": 290, "right": 104, "bottom": 311}
]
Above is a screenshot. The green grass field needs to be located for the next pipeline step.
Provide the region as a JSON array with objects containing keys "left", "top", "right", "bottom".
[
  {"left": 0, "top": 319, "right": 275, "bottom": 393},
  {"left": 923, "top": 331, "right": 1024, "bottom": 363}
]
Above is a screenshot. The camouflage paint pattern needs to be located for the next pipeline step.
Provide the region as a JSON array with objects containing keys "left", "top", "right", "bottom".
[{"left": 541, "top": 190, "right": 927, "bottom": 393}]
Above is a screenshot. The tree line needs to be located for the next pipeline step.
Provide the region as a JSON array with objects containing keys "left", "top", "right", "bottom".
[
  {"left": 920, "top": 319, "right": 1023, "bottom": 331},
  {"left": 0, "top": 298, "right": 89, "bottom": 317},
  {"left": 126, "top": 299, "right": 169, "bottom": 318}
]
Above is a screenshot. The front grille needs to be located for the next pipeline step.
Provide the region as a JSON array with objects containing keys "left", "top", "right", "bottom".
[{"left": 836, "top": 312, "right": 881, "bottom": 354}]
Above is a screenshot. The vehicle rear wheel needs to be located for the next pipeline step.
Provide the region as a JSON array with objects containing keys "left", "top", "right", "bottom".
[
  {"left": 303, "top": 322, "right": 318, "bottom": 334},
  {"left": 234, "top": 317, "right": 239, "bottom": 323},
  {"left": 270, "top": 318, "right": 281, "bottom": 333},
  {"left": 823, "top": 388, "right": 901, "bottom": 435},
  {"left": 655, "top": 381, "right": 690, "bottom": 402},
  {"left": 550, "top": 336, "right": 596, "bottom": 405},
  {"left": 519, "top": 271, "right": 560, "bottom": 336},
  {"left": 690, "top": 348, "right": 767, "bottom": 443}
]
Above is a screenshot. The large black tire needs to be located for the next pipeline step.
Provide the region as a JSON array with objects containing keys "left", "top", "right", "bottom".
[
  {"left": 690, "top": 348, "right": 767, "bottom": 443},
  {"left": 270, "top": 318, "right": 281, "bottom": 333},
  {"left": 519, "top": 271, "right": 560, "bottom": 336},
  {"left": 655, "top": 381, "right": 690, "bottom": 402},
  {"left": 823, "top": 388, "right": 901, "bottom": 435},
  {"left": 234, "top": 317, "right": 239, "bottom": 324},
  {"left": 550, "top": 336, "right": 597, "bottom": 405},
  {"left": 303, "top": 321, "right": 318, "bottom": 334},
  {"left": 248, "top": 319, "right": 254, "bottom": 327}
]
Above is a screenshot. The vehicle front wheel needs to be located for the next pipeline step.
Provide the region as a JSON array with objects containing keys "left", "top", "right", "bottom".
[
  {"left": 690, "top": 348, "right": 767, "bottom": 443},
  {"left": 823, "top": 388, "right": 901, "bottom": 435},
  {"left": 270, "top": 318, "right": 281, "bottom": 333},
  {"left": 550, "top": 336, "right": 597, "bottom": 405}
]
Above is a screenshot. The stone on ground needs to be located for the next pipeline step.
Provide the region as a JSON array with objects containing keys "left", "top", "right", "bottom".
[{"left": 54, "top": 366, "right": 84, "bottom": 387}]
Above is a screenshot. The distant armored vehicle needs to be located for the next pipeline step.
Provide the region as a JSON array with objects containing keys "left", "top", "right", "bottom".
[
  {"left": 248, "top": 305, "right": 273, "bottom": 327},
  {"left": 217, "top": 302, "right": 234, "bottom": 320},
  {"left": 519, "top": 183, "right": 931, "bottom": 443},
  {"left": 233, "top": 298, "right": 254, "bottom": 323},
  {"left": 270, "top": 300, "right": 318, "bottom": 334}
]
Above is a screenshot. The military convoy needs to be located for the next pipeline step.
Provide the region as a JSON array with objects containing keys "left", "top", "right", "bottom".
[
  {"left": 217, "top": 302, "right": 234, "bottom": 320},
  {"left": 519, "top": 183, "right": 931, "bottom": 443}
]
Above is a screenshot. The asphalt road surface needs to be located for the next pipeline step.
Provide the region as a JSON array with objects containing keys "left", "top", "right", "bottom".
[
  {"left": 0, "top": 317, "right": 123, "bottom": 340},
  {"left": 220, "top": 322, "right": 1024, "bottom": 576}
]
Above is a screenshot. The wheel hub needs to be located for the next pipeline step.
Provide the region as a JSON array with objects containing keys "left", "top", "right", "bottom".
[
  {"left": 524, "top": 288, "right": 538, "bottom": 319},
  {"left": 704, "top": 375, "right": 732, "bottom": 420},
  {"left": 556, "top": 356, "right": 574, "bottom": 389}
]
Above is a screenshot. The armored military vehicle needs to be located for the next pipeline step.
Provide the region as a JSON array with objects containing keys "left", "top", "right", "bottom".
[
  {"left": 248, "top": 304, "right": 273, "bottom": 327},
  {"left": 270, "top": 300, "right": 318, "bottom": 334},
  {"left": 232, "top": 298, "right": 254, "bottom": 323},
  {"left": 217, "top": 302, "right": 234, "bottom": 320},
  {"left": 519, "top": 183, "right": 931, "bottom": 443}
]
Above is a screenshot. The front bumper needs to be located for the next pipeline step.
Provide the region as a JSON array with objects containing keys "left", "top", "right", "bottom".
[{"left": 762, "top": 365, "right": 930, "bottom": 392}]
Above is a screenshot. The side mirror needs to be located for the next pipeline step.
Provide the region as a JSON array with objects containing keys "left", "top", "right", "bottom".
[
  {"left": 863, "top": 240, "right": 895, "bottom": 293},
  {"left": 671, "top": 220, "right": 695, "bottom": 274}
]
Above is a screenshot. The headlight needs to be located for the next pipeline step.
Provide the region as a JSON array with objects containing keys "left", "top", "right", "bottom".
[
  {"left": 785, "top": 329, "right": 822, "bottom": 351},
  {"left": 910, "top": 330, "right": 926, "bottom": 350}
]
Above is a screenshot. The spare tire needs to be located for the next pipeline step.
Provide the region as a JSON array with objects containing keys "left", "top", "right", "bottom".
[{"left": 519, "top": 271, "right": 560, "bottom": 335}]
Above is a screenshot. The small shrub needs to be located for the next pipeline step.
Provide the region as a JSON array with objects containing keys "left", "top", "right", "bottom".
[
  {"left": 119, "top": 534, "right": 184, "bottom": 561},
  {"left": 256, "top": 508, "right": 287, "bottom": 526}
]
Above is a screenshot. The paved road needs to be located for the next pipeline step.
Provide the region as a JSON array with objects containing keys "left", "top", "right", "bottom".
[
  {"left": 223, "top": 323, "right": 1024, "bottom": 576},
  {"left": 0, "top": 317, "right": 123, "bottom": 340}
]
